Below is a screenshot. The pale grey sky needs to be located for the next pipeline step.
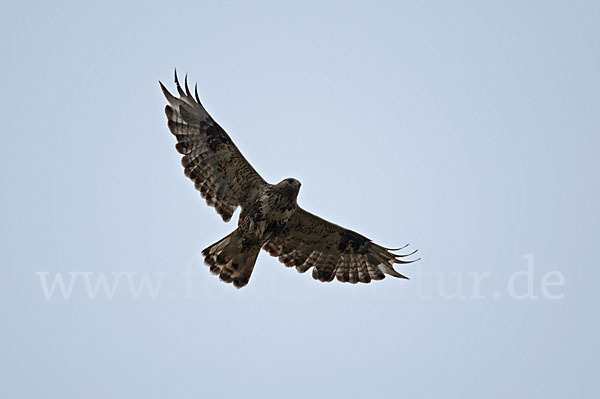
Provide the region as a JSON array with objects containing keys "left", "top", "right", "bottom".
[{"left": 1, "top": 1, "right": 599, "bottom": 398}]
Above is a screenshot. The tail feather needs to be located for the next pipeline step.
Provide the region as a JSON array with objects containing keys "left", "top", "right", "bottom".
[{"left": 202, "top": 230, "right": 260, "bottom": 288}]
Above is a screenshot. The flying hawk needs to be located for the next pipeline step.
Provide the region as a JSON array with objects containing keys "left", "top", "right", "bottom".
[{"left": 160, "top": 71, "right": 417, "bottom": 288}]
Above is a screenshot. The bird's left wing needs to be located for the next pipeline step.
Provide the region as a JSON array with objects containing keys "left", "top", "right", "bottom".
[
  {"left": 160, "top": 71, "right": 269, "bottom": 222},
  {"left": 263, "top": 208, "right": 418, "bottom": 284}
]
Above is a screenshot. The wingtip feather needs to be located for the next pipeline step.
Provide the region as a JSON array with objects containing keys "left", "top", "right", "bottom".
[
  {"left": 174, "top": 69, "right": 186, "bottom": 97},
  {"left": 194, "top": 83, "right": 201, "bottom": 103},
  {"left": 184, "top": 74, "right": 192, "bottom": 97},
  {"left": 160, "top": 81, "right": 179, "bottom": 105}
]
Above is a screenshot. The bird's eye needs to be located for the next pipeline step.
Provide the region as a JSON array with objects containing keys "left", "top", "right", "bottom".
[{"left": 287, "top": 179, "right": 294, "bottom": 184}]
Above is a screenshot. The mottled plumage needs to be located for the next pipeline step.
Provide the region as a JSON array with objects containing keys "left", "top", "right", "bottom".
[{"left": 161, "top": 71, "right": 417, "bottom": 288}]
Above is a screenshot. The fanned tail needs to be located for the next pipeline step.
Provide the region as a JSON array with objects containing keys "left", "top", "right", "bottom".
[{"left": 202, "top": 229, "right": 260, "bottom": 288}]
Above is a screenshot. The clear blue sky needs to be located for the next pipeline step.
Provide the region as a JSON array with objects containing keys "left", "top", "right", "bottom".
[{"left": 1, "top": 1, "right": 599, "bottom": 397}]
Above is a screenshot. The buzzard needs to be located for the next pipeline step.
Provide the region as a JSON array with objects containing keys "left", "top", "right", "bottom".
[{"left": 160, "top": 71, "right": 417, "bottom": 288}]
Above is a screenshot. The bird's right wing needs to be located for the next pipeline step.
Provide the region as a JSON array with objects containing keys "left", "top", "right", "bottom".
[
  {"left": 263, "top": 208, "right": 418, "bottom": 284},
  {"left": 160, "top": 72, "right": 269, "bottom": 221}
]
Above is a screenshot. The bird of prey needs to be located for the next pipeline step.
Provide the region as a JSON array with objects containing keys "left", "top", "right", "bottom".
[{"left": 160, "top": 71, "right": 417, "bottom": 288}]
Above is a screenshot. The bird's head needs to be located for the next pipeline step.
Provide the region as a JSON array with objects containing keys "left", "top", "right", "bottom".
[{"left": 276, "top": 178, "right": 302, "bottom": 200}]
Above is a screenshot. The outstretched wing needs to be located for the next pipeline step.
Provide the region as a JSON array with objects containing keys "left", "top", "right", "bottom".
[
  {"left": 263, "top": 208, "right": 418, "bottom": 284},
  {"left": 160, "top": 71, "right": 268, "bottom": 222}
]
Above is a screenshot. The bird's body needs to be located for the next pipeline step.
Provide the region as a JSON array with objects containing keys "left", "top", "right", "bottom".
[
  {"left": 161, "top": 71, "right": 417, "bottom": 288},
  {"left": 204, "top": 179, "right": 301, "bottom": 287},
  {"left": 239, "top": 179, "right": 301, "bottom": 241}
]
